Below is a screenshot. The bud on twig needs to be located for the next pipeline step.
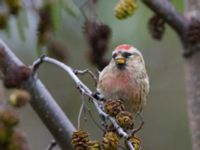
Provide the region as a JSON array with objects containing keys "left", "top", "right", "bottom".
[
  {"left": 126, "top": 135, "right": 141, "bottom": 150},
  {"left": 102, "top": 131, "right": 120, "bottom": 150},
  {"left": 104, "top": 99, "right": 125, "bottom": 117},
  {"left": 116, "top": 111, "right": 134, "bottom": 130},
  {"left": 88, "top": 140, "right": 101, "bottom": 150},
  {"left": 115, "top": 0, "right": 137, "bottom": 20},
  {"left": 3, "top": 66, "right": 32, "bottom": 88},
  {"left": 9, "top": 90, "right": 31, "bottom": 108},
  {"left": 71, "top": 130, "right": 90, "bottom": 150},
  {"left": 186, "top": 18, "right": 200, "bottom": 45},
  {"left": 0, "top": 106, "right": 19, "bottom": 127},
  {"left": 148, "top": 14, "right": 166, "bottom": 40}
]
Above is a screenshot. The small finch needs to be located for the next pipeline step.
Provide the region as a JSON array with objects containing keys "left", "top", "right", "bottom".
[{"left": 97, "top": 44, "right": 149, "bottom": 114}]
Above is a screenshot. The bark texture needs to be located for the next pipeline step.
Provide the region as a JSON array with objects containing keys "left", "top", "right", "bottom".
[
  {"left": 185, "top": 51, "right": 200, "bottom": 150},
  {"left": 184, "top": 1, "right": 200, "bottom": 149},
  {"left": 0, "top": 40, "right": 75, "bottom": 150}
]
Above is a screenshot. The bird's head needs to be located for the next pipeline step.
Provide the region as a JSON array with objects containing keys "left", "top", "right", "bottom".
[{"left": 112, "top": 44, "right": 145, "bottom": 69}]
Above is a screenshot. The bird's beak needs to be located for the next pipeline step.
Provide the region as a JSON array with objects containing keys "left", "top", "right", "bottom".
[{"left": 114, "top": 56, "right": 126, "bottom": 65}]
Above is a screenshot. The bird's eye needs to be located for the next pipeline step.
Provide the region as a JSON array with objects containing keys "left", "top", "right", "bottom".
[
  {"left": 112, "top": 53, "right": 117, "bottom": 58},
  {"left": 122, "top": 52, "right": 132, "bottom": 58}
]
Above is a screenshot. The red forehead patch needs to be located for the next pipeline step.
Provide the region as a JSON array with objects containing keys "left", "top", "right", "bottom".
[{"left": 115, "top": 44, "right": 133, "bottom": 51}]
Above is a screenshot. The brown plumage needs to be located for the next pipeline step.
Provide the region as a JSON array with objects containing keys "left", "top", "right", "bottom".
[{"left": 97, "top": 44, "right": 149, "bottom": 114}]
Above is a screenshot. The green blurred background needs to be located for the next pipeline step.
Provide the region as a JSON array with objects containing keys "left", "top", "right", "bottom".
[{"left": 1, "top": 0, "right": 191, "bottom": 149}]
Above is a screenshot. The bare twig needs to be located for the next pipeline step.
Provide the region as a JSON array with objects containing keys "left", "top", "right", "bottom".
[
  {"left": 46, "top": 140, "right": 57, "bottom": 150},
  {"left": 87, "top": 107, "right": 105, "bottom": 131},
  {"left": 73, "top": 69, "right": 97, "bottom": 86},
  {"left": 142, "top": 0, "right": 189, "bottom": 38},
  {"left": 130, "top": 121, "right": 144, "bottom": 136},
  {"left": 127, "top": 141, "right": 135, "bottom": 150},
  {"left": 0, "top": 39, "right": 76, "bottom": 150},
  {"left": 32, "top": 56, "right": 135, "bottom": 150},
  {"left": 77, "top": 92, "right": 85, "bottom": 129}
]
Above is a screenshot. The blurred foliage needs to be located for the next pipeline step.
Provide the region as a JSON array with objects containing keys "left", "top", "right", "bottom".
[{"left": 0, "top": 89, "right": 30, "bottom": 149}]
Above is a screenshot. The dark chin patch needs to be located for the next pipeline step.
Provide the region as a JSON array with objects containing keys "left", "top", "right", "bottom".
[{"left": 116, "top": 64, "right": 126, "bottom": 69}]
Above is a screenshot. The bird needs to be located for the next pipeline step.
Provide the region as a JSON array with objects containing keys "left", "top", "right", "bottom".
[{"left": 97, "top": 44, "right": 149, "bottom": 115}]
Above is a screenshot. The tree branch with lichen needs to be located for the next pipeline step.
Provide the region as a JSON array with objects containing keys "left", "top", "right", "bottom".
[{"left": 0, "top": 39, "right": 75, "bottom": 150}]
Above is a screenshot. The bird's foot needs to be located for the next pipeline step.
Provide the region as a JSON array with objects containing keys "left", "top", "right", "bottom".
[{"left": 92, "top": 91, "right": 105, "bottom": 101}]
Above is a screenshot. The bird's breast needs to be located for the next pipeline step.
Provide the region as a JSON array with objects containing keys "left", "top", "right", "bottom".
[{"left": 98, "top": 71, "right": 137, "bottom": 99}]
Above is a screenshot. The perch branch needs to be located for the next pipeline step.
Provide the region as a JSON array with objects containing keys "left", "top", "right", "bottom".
[
  {"left": 142, "top": 0, "right": 189, "bottom": 38},
  {"left": 32, "top": 56, "right": 136, "bottom": 150},
  {"left": 0, "top": 39, "right": 76, "bottom": 150}
]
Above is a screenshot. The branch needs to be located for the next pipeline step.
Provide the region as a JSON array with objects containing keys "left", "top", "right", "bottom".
[
  {"left": 32, "top": 56, "right": 136, "bottom": 150},
  {"left": 74, "top": 69, "right": 97, "bottom": 86},
  {"left": 185, "top": 0, "right": 200, "bottom": 15},
  {"left": 142, "top": 0, "right": 189, "bottom": 38},
  {"left": 0, "top": 39, "right": 76, "bottom": 150}
]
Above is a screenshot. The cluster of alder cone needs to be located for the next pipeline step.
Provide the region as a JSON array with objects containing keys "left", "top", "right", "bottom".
[{"left": 71, "top": 99, "right": 141, "bottom": 150}]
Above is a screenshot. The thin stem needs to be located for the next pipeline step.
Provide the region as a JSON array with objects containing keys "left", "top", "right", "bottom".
[
  {"left": 87, "top": 107, "right": 104, "bottom": 131},
  {"left": 73, "top": 69, "right": 97, "bottom": 86},
  {"left": 130, "top": 121, "right": 144, "bottom": 136},
  {"left": 46, "top": 140, "right": 57, "bottom": 150},
  {"left": 77, "top": 92, "right": 85, "bottom": 129},
  {"left": 127, "top": 141, "right": 135, "bottom": 150}
]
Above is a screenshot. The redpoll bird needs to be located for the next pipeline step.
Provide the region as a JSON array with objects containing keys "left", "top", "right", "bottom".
[{"left": 97, "top": 44, "right": 149, "bottom": 114}]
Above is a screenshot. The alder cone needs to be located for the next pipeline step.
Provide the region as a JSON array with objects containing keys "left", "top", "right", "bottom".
[
  {"left": 71, "top": 130, "right": 89, "bottom": 150},
  {"left": 102, "top": 132, "right": 120, "bottom": 150},
  {"left": 104, "top": 99, "right": 125, "bottom": 117}
]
